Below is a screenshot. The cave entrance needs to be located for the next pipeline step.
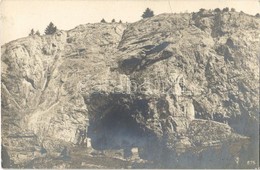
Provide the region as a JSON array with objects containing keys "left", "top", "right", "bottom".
[
  {"left": 89, "top": 106, "right": 147, "bottom": 150},
  {"left": 86, "top": 93, "right": 151, "bottom": 152}
]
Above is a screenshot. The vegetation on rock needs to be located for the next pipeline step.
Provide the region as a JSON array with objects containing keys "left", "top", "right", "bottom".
[
  {"left": 101, "top": 18, "right": 106, "bottom": 23},
  {"left": 44, "top": 22, "right": 57, "bottom": 35},
  {"left": 29, "top": 29, "right": 35, "bottom": 36},
  {"left": 142, "top": 8, "right": 154, "bottom": 18}
]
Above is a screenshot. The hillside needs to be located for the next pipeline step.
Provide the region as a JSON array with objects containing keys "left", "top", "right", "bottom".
[{"left": 1, "top": 10, "right": 259, "bottom": 168}]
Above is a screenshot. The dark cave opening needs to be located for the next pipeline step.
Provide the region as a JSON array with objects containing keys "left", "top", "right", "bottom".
[
  {"left": 84, "top": 93, "right": 164, "bottom": 162},
  {"left": 86, "top": 94, "right": 152, "bottom": 152},
  {"left": 88, "top": 106, "right": 147, "bottom": 151}
]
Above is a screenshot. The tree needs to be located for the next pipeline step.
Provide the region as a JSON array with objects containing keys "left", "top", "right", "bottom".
[
  {"left": 35, "top": 30, "right": 41, "bottom": 36},
  {"left": 197, "top": 8, "right": 207, "bottom": 16},
  {"left": 199, "top": 8, "right": 206, "bottom": 13},
  {"left": 119, "top": 20, "right": 122, "bottom": 23},
  {"left": 29, "top": 29, "right": 35, "bottom": 36},
  {"left": 101, "top": 18, "right": 106, "bottom": 23},
  {"left": 231, "top": 8, "right": 236, "bottom": 12},
  {"left": 142, "top": 8, "right": 154, "bottom": 18},
  {"left": 256, "top": 13, "right": 260, "bottom": 17},
  {"left": 111, "top": 19, "right": 115, "bottom": 23},
  {"left": 45, "top": 22, "right": 57, "bottom": 35},
  {"left": 214, "top": 8, "right": 221, "bottom": 13},
  {"left": 223, "top": 7, "right": 229, "bottom": 12}
]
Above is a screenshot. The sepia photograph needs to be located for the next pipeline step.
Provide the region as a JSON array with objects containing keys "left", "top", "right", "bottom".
[{"left": 0, "top": 0, "right": 259, "bottom": 169}]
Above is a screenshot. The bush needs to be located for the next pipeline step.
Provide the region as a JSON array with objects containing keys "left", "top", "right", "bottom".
[
  {"left": 45, "top": 22, "right": 57, "bottom": 35},
  {"left": 111, "top": 19, "right": 115, "bottom": 23},
  {"left": 223, "top": 7, "right": 229, "bottom": 12},
  {"left": 101, "top": 18, "right": 106, "bottom": 23},
  {"left": 35, "top": 30, "right": 40, "bottom": 36},
  {"left": 199, "top": 8, "right": 206, "bottom": 13},
  {"left": 66, "top": 37, "right": 73, "bottom": 43},
  {"left": 214, "top": 8, "right": 221, "bottom": 13},
  {"left": 142, "top": 8, "right": 154, "bottom": 18},
  {"left": 29, "top": 29, "right": 35, "bottom": 36}
]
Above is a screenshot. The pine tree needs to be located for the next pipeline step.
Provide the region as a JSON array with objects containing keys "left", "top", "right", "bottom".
[
  {"left": 45, "top": 22, "right": 57, "bottom": 35},
  {"left": 111, "top": 19, "right": 115, "bottom": 23},
  {"left": 141, "top": 8, "right": 154, "bottom": 19},
  {"left": 101, "top": 18, "right": 106, "bottom": 23},
  {"left": 29, "top": 29, "right": 35, "bottom": 36}
]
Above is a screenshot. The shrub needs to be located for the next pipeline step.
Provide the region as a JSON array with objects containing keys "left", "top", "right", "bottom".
[
  {"left": 223, "top": 7, "right": 229, "bottom": 12},
  {"left": 142, "top": 8, "right": 154, "bottom": 18},
  {"left": 29, "top": 29, "right": 35, "bottom": 36},
  {"left": 45, "top": 22, "right": 57, "bottom": 35},
  {"left": 101, "top": 18, "right": 106, "bottom": 23},
  {"left": 66, "top": 37, "right": 73, "bottom": 43},
  {"left": 35, "top": 30, "right": 40, "bottom": 36},
  {"left": 214, "top": 8, "right": 221, "bottom": 13},
  {"left": 199, "top": 8, "right": 206, "bottom": 13}
]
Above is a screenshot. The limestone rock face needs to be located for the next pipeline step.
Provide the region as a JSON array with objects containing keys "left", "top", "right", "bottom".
[{"left": 1, "top": 11, "right": 259, "bottom": 168}]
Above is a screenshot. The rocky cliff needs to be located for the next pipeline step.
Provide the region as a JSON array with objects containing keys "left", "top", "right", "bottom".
[{"left": 1, "top": 10, "right": 259, "bottom": 168}]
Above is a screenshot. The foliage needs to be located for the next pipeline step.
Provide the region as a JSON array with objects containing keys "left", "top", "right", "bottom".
[
  {"left": 199, "top": 8, "right": 206, "bottom": 13},
  {"left": 35, "top": 30, "right": 41, "bottom": 36},
  {"left": 45, "top": 22, "right": 57, "bottom": 35},
  {"left": 214, "top": 8, "right": 221, "bottom": 13},
  {"left": 101, "top": 18, "right": 106, "bottom": 23},
  {"left": 29, "top": 29, "right": 35, "bottom": 36},
  {"left": 142, "top": 8, "right": 154, "bottom": 18},
  {"left": 223, "top": 7, "right": 229, "bottom": 12}
]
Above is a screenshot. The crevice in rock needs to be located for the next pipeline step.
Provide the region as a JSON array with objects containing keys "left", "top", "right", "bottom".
[
  {"left": 1, "top": 82, "right": 22, "bottom": 109},
  {"left": 24, "top": 76, "right": 36, "bottom": 89},
  {"left": 119, "top": 50, "right": 173, "bottom": 74},
  {"left": 144, "top": 42, "right": 170, "bottom": 55}
]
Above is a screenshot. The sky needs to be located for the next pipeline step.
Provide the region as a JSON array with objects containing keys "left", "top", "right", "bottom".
[{"left": 0, "top": 0, "right": 260, "bottom": 45}]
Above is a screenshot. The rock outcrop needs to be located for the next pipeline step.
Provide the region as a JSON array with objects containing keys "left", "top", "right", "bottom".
[{"left": 1, "top": 10, "right": 259, "bottom": 168}]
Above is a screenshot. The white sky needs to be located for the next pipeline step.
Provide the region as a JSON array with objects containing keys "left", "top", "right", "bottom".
[{"left": 0, "top": 0, "right": 260, "bottom": 45}]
